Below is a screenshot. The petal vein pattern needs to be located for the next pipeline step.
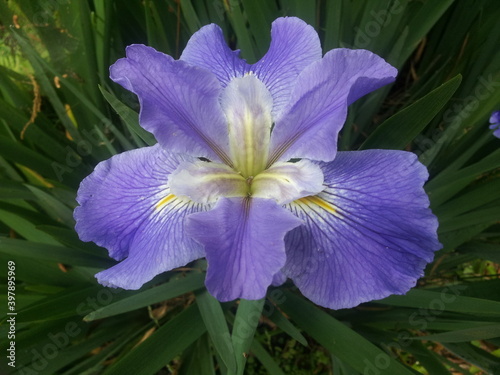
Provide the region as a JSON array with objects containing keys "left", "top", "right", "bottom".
[
  {"left": 283, "top": 151, "right": 441, "bottom": 309},
  {"left": 186, "top": 197, "right": 302, "bottom": 301},
  {"left": 269, "top": 49, "right": 397, "bottom": 164},
  {"left": 180, "top": 24, "right": 248, "bottom": 86},
  {"left": 252, "top": 17, "right": 322, "bottom": 120},
  {"left": 74, "top": 145, "right": 206, "bottom": 289},
  {"left": 181, "top": 18, "right": 322, "bottom": 120},
  {"left": 110, "top": 44, "right": 231, "bottom": 163}
]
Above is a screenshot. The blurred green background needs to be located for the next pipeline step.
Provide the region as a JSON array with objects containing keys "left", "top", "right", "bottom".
[{"left": 0, "top": 0, "right": 499, "bottom": 374}]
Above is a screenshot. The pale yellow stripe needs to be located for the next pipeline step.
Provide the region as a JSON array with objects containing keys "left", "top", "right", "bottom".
[
  {"left": 156, "top": 194, "right": 176, "bottom": 210},
  {"left": 297, "top": 195, "right": 336, "bottom": 214}
]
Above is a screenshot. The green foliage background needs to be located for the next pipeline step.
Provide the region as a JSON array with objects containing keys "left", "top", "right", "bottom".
[{"left": 0, "top": 0, "right": 499, "bottom": 374}]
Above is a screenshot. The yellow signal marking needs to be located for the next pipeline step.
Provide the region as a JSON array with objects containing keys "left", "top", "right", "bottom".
[
  {"left": 156, "top": 194, "right": 176, "bottom": 210},
  {"left": 298, "top": 195, "right": 336, "bottom": 214}
]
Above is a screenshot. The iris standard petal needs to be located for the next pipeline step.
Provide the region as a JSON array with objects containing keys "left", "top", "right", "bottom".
[
  {"left": 110, "top": 44, "right": 231, "bottom": 164},
  {"left": 268, "top": 49, "right": 397, "bottom": 165},
  {"left": 186, "top": 197, "right": 302, "bottom": 301},
  {"left": 180, "top": 17, "right": 322, "bottom": 121},
  {"left": 252, "top": 17, "right": 322, "bottom": 120},
  {"left": 282, "top": 150, "right": 441, "bottom": 309},
  {"left": 221, "top": 74, "right": 273, "bottom": 177},
  {"left": 180, "top": 24, "right": 248, "bottom": 85},
  {"left": 74, "top": 145, "right": 205, "bottom": 289}
]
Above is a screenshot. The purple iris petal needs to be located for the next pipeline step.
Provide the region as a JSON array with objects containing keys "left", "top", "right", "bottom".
[
  {"left": 186, "top": 197, "right": 302, "bottom": 301},
  {"left": 490, "top": 110, "right": 500, "bottom": 124},
  {"left": 491, "top": 126, "right": 500, "bottom": 138},
  {"left": 74, "top": 145, "right": 205, "bottom": 289},
  {"left": 489, "top": 110, "right": 500, "bottom": 138},
  {"left": 269, "top": 49, "right": 397, "bottom": 164},
  {"left": 181, "top": 17, "right": 321, "bottom": 120},
  {"left": 271, "top": 271, "right": 287, "bottom": 287},
  {"left": 282, "top": 150, "right": 441, "bottom": 309},
  {"left": 110, "top": 45, "right": 231, "bottom": 163},
  {"left": 252, "top": 17, "right": 322, "bottom": 120},
  {"left": 180, "top": 24, "right": 248, "bottom": 86}
]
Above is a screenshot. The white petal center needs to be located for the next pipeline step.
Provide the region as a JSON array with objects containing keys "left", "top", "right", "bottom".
[{"left": 221, "top": 73, "right": 273, "bottom": 177}]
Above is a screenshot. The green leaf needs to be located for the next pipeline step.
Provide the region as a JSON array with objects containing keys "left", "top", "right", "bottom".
[
  {"left": 178, "top": 334, "right": 216, "bottom": 375},
  {"left": 427, "top": 149, "right": 500, "bottom": 207},
  {"left": 278, "top": 291, "right": 416, "bottom": 375},
  {"left": 0, "top": 237, "right": 113, "bottom": 268},
  {"left": 180, "top": 0, "right": 203, "bottom": 35},
  {"left": 0, "top": 251, "right": 88, "bottom": 286},
  {"left": 400, "top": 0, "right": 456, "bottom": 62},
  {"left": 251, "top": 340, "right": 286, "bottom": 375},
  {"left": 0, "top": 135, "right": 60, "bottom": 181},
  {"left": 444, "top": 342, "right": 500, "bottom": 374},
  {"left": 433, "top": 178, "right": 500, "bottom": 220},
  {"left": 0, "top": 208, "right": 60, "bottom": 245},
  {"left": 103, "top": 303, "right": 206, "bottom": 375},
  {"left": 413, "top": 324, "right": 500, "bottom": 343},
  {"left": 10, "top": 31, "right": 80, "bottom": 141},
  {"left": 36, "top": 225, "right": 109, "bottom": 259},
  {"left": 99, "top": 85, "right": 156, "bottom": 146},
  {"left": 240, "top": 0, "right": 274, "bottom": 57},
  {"left": 438, "top": 223, "right": 492, "bottom": 251},
  {"left": 267, "top": 303, "right": 307, "bottom": 346},
  {"left": 61, "top": 326, "right": 140, "bottom": 375},
  {"left": 84, "top": 272, "right": 205, "bottom": 321},
  {"left": 404, "top": 340, "right": 451, "bottom": 375},
  {"left": 12, "top": 29, "right": 133, "bottom": 151},
  {"left": 0, "top": 179, "right": 36, "bottom": 200},
  {"left": 331, "top": 355, "right": 361, "bottom": 375},
  {"left": 196, "top": 291, "right": 237, "bottom": 374},
  {"left": 15, "top": 285, "right": 104, "bottom": 322},
  {"left": 34, "top": 320, "right": 127, "bottom": 375},
  {"left": 0, "top": 97, "right": 69, "bottom": 163},
  {"left": 360, "top": 75, "right": 462, "bottom": 150},
  {"left": 457, "top": 242, "right": 500, "bottom": 264},
  {"left": 60, "top": 1, "right": 101, "bottom": 104},
  {"left": 433, "top": 279, "right": 500, "bottom": 303},
  {"left": 379, "top": 289, "right": 500, "bottom": 317},
  {"left": 24, "top": 185, "right": 75, "bottom": 225},
  {"left": 225, "top": 3, "right": 257, "bottom": 62},
  {"left": 438, "top": 205, "right": 500, "bottom": 233},
  {"left": 232, "top": 299, "right": 265, "bottom": 375}
]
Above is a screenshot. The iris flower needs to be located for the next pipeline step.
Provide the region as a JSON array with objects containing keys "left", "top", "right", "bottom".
[
  {"left": 74, "top": 17, "right": 441, "bottom": 309},
  {"left": 490, "top": 111, "right": 500, "bottom": 138}
]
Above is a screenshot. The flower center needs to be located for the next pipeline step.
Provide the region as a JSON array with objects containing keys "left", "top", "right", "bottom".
[
  {"left": 168, "top": 74, "right": 325, "bottom": 205},
  {"left": 169, "top": 157, "right": 324, "bottom": 206},
  {"left": 221, "top": 73, "right": 273, "bottom": 178}
]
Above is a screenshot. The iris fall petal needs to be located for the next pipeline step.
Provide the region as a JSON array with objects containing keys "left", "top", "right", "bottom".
[
  {"left": 282, "top": 150, "right": 441, "bottom": 309},
  {"left": 74, "top": 145, "right": 205, "bottom": 289},
  {"left": 186, "top": 197, "right": 302, "bottom": 301}
]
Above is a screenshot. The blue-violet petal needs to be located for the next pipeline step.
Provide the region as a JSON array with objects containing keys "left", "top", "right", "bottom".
[{"left": 282, "top": 150, "right": 441, "bottom": 309}]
